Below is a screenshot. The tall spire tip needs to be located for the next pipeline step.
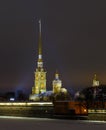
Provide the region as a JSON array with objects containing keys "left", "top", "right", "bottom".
[{"left": 39, "top": 19, "right": 41, "bottom": 35}]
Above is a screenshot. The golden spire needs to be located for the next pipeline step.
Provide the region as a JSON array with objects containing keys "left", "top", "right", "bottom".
[
  {"left": 38, "top": 19, "right": 42, "bottom": 55},
  {"left": 37, "top": 19, "right": 43, "bottom": 68}
]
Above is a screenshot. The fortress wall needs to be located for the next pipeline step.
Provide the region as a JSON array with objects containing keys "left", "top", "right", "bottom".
[{"left": 0, "top": 102, "right": 54, "bottom": 117}]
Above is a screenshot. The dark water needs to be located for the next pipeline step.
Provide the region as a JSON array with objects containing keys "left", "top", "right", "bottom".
[{"left": 0, "top": 116, "right": 106, "bottom": 130}]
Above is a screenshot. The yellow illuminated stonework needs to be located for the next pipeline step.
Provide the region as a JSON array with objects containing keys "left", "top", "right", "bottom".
[
  {"left": 53, "top": 72, "right": 62, "bottom": 93},
  {"left": 33, "top": 70, "right": 46, "bottom": 94},
  {"left": 52, "top": 72, "right": 68, "bottom": 94},
  {"left": 92, "top": 74, "right": 99, "bottom": 87}
]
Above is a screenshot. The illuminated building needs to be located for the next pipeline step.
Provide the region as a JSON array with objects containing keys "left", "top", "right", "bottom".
[
  {"left": 29, "top": 20, "right": 68, "bottom": 101},
  {"left": 52, "top": 71, "right": 62, "bottom": 93},
  {"left": 61, "top": 88, "right": 67, "bottom": 94},
  {"left": 52, "top": 71, "right": 67, "bottom": 94},
  {"left": 92, "top": 74, "right": 99, "bottom": 87},
  {"left": 30, "top": 20, "right": 46, "bottom": 95}
]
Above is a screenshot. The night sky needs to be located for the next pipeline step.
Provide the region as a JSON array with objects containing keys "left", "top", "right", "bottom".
[{"left": 0, "top": 0, "right": 106, "bottom": 93}]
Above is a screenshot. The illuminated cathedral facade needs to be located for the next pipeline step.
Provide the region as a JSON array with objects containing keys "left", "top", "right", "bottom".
[
  {"left": 31, "top": 20, "right": 46, "bottom": 95},
  {"left": 29, "top": 20, "right": 67, "bottom": 101}
]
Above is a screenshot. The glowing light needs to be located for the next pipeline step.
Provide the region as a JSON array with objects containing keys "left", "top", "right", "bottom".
[
  {"left": 27, "top": 102, "right": 53, "bottom": 106},
  {"left": 88, "top": 109, "right": 106, "bottom": 113},
  {"left": 83, "top": 109, "right": 87, "bottom": 112},
  {"left": 39, "top": 54, "right": 42, "bottom": 59},
  {"left": 0, "top": 102, "right": 53, "bottom": 106},
  {"left": 10, "top": 98, "right": 15, "bottom": 101}
]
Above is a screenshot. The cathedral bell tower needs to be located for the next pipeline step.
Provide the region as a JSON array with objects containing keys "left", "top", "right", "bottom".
[
  {"left": 92, "top": 74, "right": 99, "bottom": 87},
  {"left": 32, "top": 20, "right": 46, "bottom": 94},
  {"left": 52, "top": 71, "right": 62, "bottom": 93}
]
